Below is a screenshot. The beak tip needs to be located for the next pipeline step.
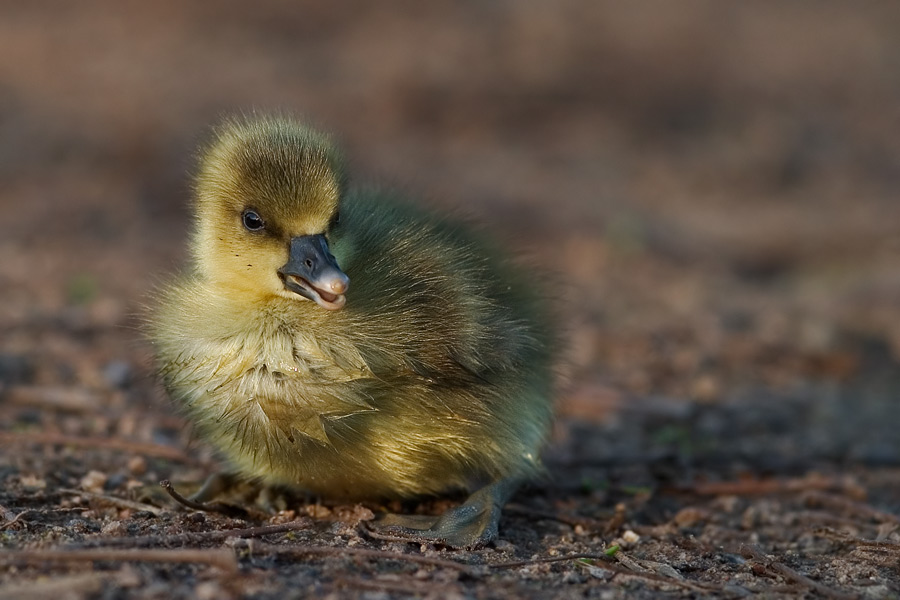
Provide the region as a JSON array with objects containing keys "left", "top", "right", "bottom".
[{"left": 331, "top": 278, "right": 349, "bottom": 294}]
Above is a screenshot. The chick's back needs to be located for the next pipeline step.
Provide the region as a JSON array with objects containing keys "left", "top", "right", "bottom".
[{"left": 334, "top": 190, "right": 550, "bottom": 385}]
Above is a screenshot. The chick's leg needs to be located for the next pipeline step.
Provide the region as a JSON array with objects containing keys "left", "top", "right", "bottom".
[
  {"left": 191, "top": 472, "right": 240, "bottom": 503},
  {"left": 377, "top": 478, "right": 521, "bottom": 549},
  {"left": 191, "top": 473, "right": 286, "bottom": 512}
]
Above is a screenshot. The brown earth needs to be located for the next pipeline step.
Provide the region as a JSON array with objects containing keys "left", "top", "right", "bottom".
[{"left": 1, "top": 2, "right": 900, "bottom": 598}]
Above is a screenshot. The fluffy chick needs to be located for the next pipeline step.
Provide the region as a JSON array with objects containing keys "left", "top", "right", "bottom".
[{"left": 150, "top": 116, "right": 555, "bottom": 547}]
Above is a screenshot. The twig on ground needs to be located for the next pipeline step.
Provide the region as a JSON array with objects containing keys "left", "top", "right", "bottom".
[
  {"left": 58, "top": 488, "right": 163, "bottom": 515},
  {"left": 335, "top": 576, "right": 462, "bottom": 597},
  {"left": 0, "top": 504, "right": 17, "bottom": 522},
  {"left": 815, "top": 527, "right": 900, "bottom": 551},
  {"left": 488, "top": 553, "right": 614, "bottom": 570},
  {"left": 357, "top": 521, "right": 429, "bottom": 544},
  {"left": 360, "top": 521, "right": 721, "bottom": 589},
  {"left": 493, "top": 553, "right": 725, "bottom": 593},
  {"left": 803, "top": 491, "right": 900, "bottom": 524},
  {"left": 0, "top": 510, "right": 30, "bottom": 531},
  {"left": 160, "top": 479, "right": 215, "bottom": 511},
  {"left": 159, "top": 479, "right": 249, "bottom": 517},
  {"left": 816, "top": 527, "right": 900, "bottom": 571},
  {"left": 783, "top": 509, "right": 872, "bottom": 531},
  {"left": 740, "top": 544, "right": 859, "bottom": 600},
  {"left": 357, "top": 524, "right": 725, "bottom": 593},
  {"left": 0, "top": 572, "right": 109, "bottom": 600},
  {"left": 0, "top": 431, "right": 194, "bottom": 463},
  {"left": 0, "top": 548, "right": 239, "bottom": 573},
  {"left": 666, "top": 474, "right": 859, "bottom": 498},
  {"left": 0, "top": 506, "right": 90, "bottom": 531},
  {"left": 241, "top": 540, "right": 478, "bottom": 574},
  {"left": 75, "top": 520, "right": 312, "bottom": 549},
  {"left": 2, "top": 385, "right": 104, "bottom": 413}
]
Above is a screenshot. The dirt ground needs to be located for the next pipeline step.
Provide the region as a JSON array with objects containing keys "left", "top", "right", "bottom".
[{"left": 2, "top": 2, "right": 900, "bottom": 598}]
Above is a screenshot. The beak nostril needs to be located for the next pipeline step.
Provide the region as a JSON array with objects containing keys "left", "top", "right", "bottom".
[{"left": 282, "top": 234, "right": 348, "bottom": 305}]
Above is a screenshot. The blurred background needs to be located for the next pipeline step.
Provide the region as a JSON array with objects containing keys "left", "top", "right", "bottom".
[
  {"left": 1, "top": 1, "right": 899, "bottom": 440},
  {"left": 3, "top": 5, "right": 900, "bottom": 594}
]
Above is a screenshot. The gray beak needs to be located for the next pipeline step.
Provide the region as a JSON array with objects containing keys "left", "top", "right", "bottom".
[{"left": 278, "top": 234, "right": 349, "bottom": 310}]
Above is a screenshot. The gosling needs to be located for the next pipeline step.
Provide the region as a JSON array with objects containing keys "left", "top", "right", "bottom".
[{"left": 150, "top": 116, "right": 555, "bottom": 548}]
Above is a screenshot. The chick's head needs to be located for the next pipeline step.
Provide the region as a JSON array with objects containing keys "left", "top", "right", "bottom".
[{"left": 192, "top": 117, "right": 349, "bottom": 309}]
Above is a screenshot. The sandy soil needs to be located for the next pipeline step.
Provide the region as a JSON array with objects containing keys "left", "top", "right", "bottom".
[{"left": 1, "top": 2, "right": 900, "bottom": 598}]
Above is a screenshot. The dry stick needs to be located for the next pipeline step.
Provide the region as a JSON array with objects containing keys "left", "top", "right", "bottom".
[
  {"left": 0, "top": 510, "right": 30, "bottom": 531},
  {"left": 841, "top": 539, "right": 900, "bottom": 550},
  {"left": 74, "top": 520, "right": 312, "bottom": 549},
  {"left": 740, "top": 544, "right": 859, "bottom": 600},
  {"left": 786, "top": 509, "right": 874, "bottom": 531},
  {"left": 0, "top": 504, "right": 17, "bottom": 522},
  {"left": 491, "top": 554, "right": 724, "bottom": 593},
  {"left": 0, "top": 572, "right": 109, "bottom": 600},
  {"left": 0, "top": 506, "right": 89, "bottom": 531},
  {"left": 160, "top": 479, "right": 215, "bottom": 511},
  {"left": 815, "top": 528, "right": 900, "bottom": 551},
  {"left": 347, "top": 526, "right": 665, "bottom": 579},
  {"left": 666, "top": 475, "right": 843, "bottom": 497},
  {"left": 358, "top": 525, "right": 700, "bottom": 587},
  {"left": 3, "top": 385, "right": 104, "bottom": 413},
  {"left": 804, "top": 491, "right": 900, "bottom": 524},
  {"left": 588, "top": 562, "right": 726, "bottom": 594},
  {"left": 488, "top": 553, "right": 614, "bottom": 570},
  {"left": 159, "top": 479, "right": 251, "bottom": 518},
  {"left": 0, "top": 431, "right": 194, "bottom": 463},
  {"left": 357, "top": 522, "right": 431, "bottom": 545},
  {"left": 335, "top": 576, "right": 461, "bottom": 597},
  {"left": 0, "top": 548, "right": 238, "bottom": 573},
  {"left": 243, "top": 541, "right": 478, "bottom": 574},
  {"left": 44, "top": 531, "right": 735, "bottom": 594},
  {"left": 58, "top": 488, "right": 163, "bottom": 515}
]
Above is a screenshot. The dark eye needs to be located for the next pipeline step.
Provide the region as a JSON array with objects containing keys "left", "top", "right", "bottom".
[
  {"left": 242, "top": 209, "right": 265, "bottom": 231},
  {"left": 331, "top": 210, "right": 341, "bottom": 228}
]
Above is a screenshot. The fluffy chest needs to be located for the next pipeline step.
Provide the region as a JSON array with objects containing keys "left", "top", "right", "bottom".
[{"left": 162, "top": 321, "right": 374, "bottom": 444}]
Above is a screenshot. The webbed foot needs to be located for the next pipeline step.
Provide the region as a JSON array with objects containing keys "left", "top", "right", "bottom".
[{"left": 374, "top": 478, "right": 520, "bottom": 549}]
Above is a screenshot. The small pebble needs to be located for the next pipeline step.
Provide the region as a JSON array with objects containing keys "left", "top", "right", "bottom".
[
  {"left": 19, "top": 474, "right": 47, "bottom": 491},
  {"left": 104, "top": 472, "right": 128, "bottom": 490},
  {"left": 269, "top": 510, "right": 297, "bottom": 524},
  {"left": 127, "top": 456, "right": 147, "bottom": 476},
  {"left": 101, "top": 520, "right": 128, "bottom": 536},
  {"left": 80, "top": 470, "right": 108, "bottom": 493},
  {"left": 622, "top": 529, "right": 640, "bottom": 544},
  {"left": 304, "top": 504, "right": 332, "bottom": 518},
  {"left": 194, "top": 581, "right": 224, "bottom": 600}
]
